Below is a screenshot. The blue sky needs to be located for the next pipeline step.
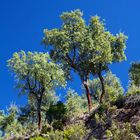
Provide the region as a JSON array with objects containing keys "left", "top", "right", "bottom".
[{"left": 0, "top": 0, "right": 140, "bottom": 109}]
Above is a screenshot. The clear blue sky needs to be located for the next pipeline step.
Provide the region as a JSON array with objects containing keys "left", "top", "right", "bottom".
[{"left": 0, "top": 0, "right": 140, "bottom": 109}]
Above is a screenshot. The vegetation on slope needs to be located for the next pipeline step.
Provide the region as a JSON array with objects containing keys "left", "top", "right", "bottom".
[{"left": 0, "top": 10, "right": 140, "bottom": 140}]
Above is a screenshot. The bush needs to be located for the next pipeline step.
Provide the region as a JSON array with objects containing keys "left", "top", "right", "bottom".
[
  {"left": 43, "top": 122, "right": 86, "bottom": 140},
  {"left": 106, "top": 129, "right": 112, "bottom": 138},
  {"left": 30, "top": 136, "right": 46, "bottom": 140},
  {"left": 41, "top": 123, "right": 52, "bottom": 134},
  {"left": 63, "top": 122, "right": 86, "bottom": 140},
  {"left": 52, "top": 120, "right": 64, "bottom": 130},
  {"left": 98, "top": 103, "right": 108, "bottom": 114},
  {"left": 107, "top": 122, "right": 137, "bottom": 140},
  {"left": 46, "top": 101, "right": 66, "bottom": 130},
  {"left": 108, "top": 106, "right": 117, "bottom": 115},
  {"left": 136, "top": 121, "right": 140, "bottom": 133},
  {"left": 46, "top": 130, "right": 63, "bottom": 140},
  {"left": 65, "top": 89, "right": 84, "bottom": 120}
]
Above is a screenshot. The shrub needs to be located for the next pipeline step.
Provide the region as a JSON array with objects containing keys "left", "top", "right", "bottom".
[
  {"left": 41, "top": 123, "right": 52, "bottom": 134},
  {"left": 65, "top": 89, "right": 84, "bottom": 120},
  {"left": 52, "top": 120, "right": 64, "bottom": 130},
  {"left": 46, "top": 130, "right": 63, "bottom": 140},
  {"left": 109, "top": 122, "right": 136, "bottom": 140},
  {"left": 108, "top": 106, "right": 117, "bottom": 115},
  {"left": 44, "top": 122, "right": 86, "bottom": 140},
  {"left": 63, "top": 122, "right": 86, "bottom": 140},
  {"left": 136, "top": 120, "right": 140, "bottom": 133},
  {"left": 106, "top": 129, "right": 112, "bottom": 139},
  {"left": 30, "top": 136, "right": 46, "bottom": 140},
  {"left": 46, "top": 101, "right": 66, "bottom": 130}
]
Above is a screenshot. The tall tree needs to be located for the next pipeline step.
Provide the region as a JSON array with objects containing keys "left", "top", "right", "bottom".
[
  {"left": 7, "top": 51, "right": 66, "bottom": 130},
  {"left": 42, "top": 10, "right": 127, "bottom": 110},
  {"left": 87, "top": 17, "right": 127, "bottom": 103}
]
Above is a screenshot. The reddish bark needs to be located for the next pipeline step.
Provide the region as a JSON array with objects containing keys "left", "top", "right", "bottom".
[{"left": 83, "top": 81, "right": 92, "bottom": 112}]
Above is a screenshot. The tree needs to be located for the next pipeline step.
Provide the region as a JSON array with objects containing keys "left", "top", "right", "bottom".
[
  {"left": 0, "top": 104, "right": 18, "bottom": 138},
  {"left": 129, "top": 62, "right": 140, "bottom": 87},
  {"left": 7, "top": 51, "right": 66, "bottom": 130},
  {"left": 87, "top": 18, "right": 127, "bottom": 103},
  {"left": 46, "top": 101, "right": 66, "bottom": 130},
  {"left": 127, "top": 62, "right": 140, "bottom": 95},
  {"left": 42, "top": 10, "right": 127, "bottom": 110},
  {"left": 65, "top": 89, "right": 84, "bottom": 119}
]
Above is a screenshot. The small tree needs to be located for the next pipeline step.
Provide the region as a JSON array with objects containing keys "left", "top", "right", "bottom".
[
  {"left": 129, "top": 62, "right": 140, "bottom": 87},
  {"left": 127, "top": 62, "right": 140, "bottom": 95},
  {"left": 43, "top": 9, "right": 127, "bottom": 110},
  {"left": 7, "top": 51, "right": 66, "bottom": 130},
  {"left": 65, "top": 89, "right": 83, "bottom": 119}
]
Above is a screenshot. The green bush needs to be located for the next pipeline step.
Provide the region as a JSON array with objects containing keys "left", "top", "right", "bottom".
[
  {"left": 52, "top": 120, "right": 64, "bottom": 130},
  {"left": 30, "top": 136, "right": 46, "bottom": 140},
  {"left": 98, "top": 103, "right": 108, "bottom": 114},
  {"left": 63, "top": 122, "right": 86, "bottom": 140},
  {"left": 46, "top": 130, "right": 63, "bottom": 140},
  {"left": 108, "top": 106, "right": 117, "bottom": 115},
  {"left": 108, "top": 122, "right": 137, "bottom": 140},
  {"left": 106, "top": 129, "right": 112, "bottom": 138},
  {"left": 136, "top": 121, "right": 140, "bottom": 133},
  {"left": 41, "top": 123, "right": 52, "bottom": 134},
  {"left": 46, "top": 101, "right": 66, "bottom": 130},
  {"left": 43, "top": 122, "right": 86, "bottom": 140}
]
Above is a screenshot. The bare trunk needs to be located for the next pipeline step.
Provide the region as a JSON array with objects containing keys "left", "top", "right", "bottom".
[
  {"left": 98, "top": 72, "right": 105, "bottom": 103},
  {"left": 83, "top": 81, "right": 92, "bottom": 112},
  {"left": 37, "top": 101, "right": 42, "bottom": 131}
]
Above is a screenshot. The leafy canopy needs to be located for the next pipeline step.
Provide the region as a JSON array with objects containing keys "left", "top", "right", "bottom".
[
  {"left": 7, "top": 51, "right": 66, "bottom": 95},
  {"left": 43, "top": 9, "right": 127, "bottom": 80}
]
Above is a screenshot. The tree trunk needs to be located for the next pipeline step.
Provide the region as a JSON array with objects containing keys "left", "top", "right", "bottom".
[
  {"left": 98, "top": 72, "right": 105, "bottom": 103},
  {"left": 37, "top": 101, "right": 42, "bottom": 131},
  {"left": 83, "top": 81, "right": 92, "bottom": 112}
]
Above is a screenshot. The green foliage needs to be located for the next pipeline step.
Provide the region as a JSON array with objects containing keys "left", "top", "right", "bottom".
[
  {"left": 65, "top": 89, "right": 85, "bottom": 119},
  {"left": 39, "top": 122, "right": 86, "bottom": 140},
  {"left": 41, "top": 123, "right": 52, "bottom": 134},
  {"left": 107, "top": 122, "right": 137, "bottom": 140},
  {"left": 136, "top": 121, "right": 140, "bottom": 133},
  {"left": 129, "top": 62, "right": 140, "bottom": 87},
  {"left": 43, "top": 10, "right": 127, "bottom": 75},
  {"left": 105, "top": 129, "right": 112, "bottom": 138},
  {"left": 45, "top": 130, "right": 63, "bottom": 140},
  {"left": 7, "top": 51, "right": 66, "bottom": 129},
  {"left": 127, "top": 62, "right": 140, "bottom": 95},
  {"left": 127, "top": 84, "right": 140, "bottom": 95},
  {"left": 30, "top": 136, "right": 46, "bottom": 140},
  {"left": 4, "top": 121, "right": 23, "bottom": 138},
  {"left": 1, "top": 9, "right": 131, "bottom": 139},
  {"left": 108, "top": 105, "right": 117, "bottom": 115},
  {"left": 46, "top": 101, "right": 66, "bottom": 130},
  {"left": 43, "top": 9, "right": 127, "bottom": 106},
  {"left": 63, "top": 122, "right": 86, "bottom": 140},
  {"left": 7, "top": 51, "right": 66, "bottom": 95},
  {"left": 0, "top": 104, "right": 18, "bottom": 131}
]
